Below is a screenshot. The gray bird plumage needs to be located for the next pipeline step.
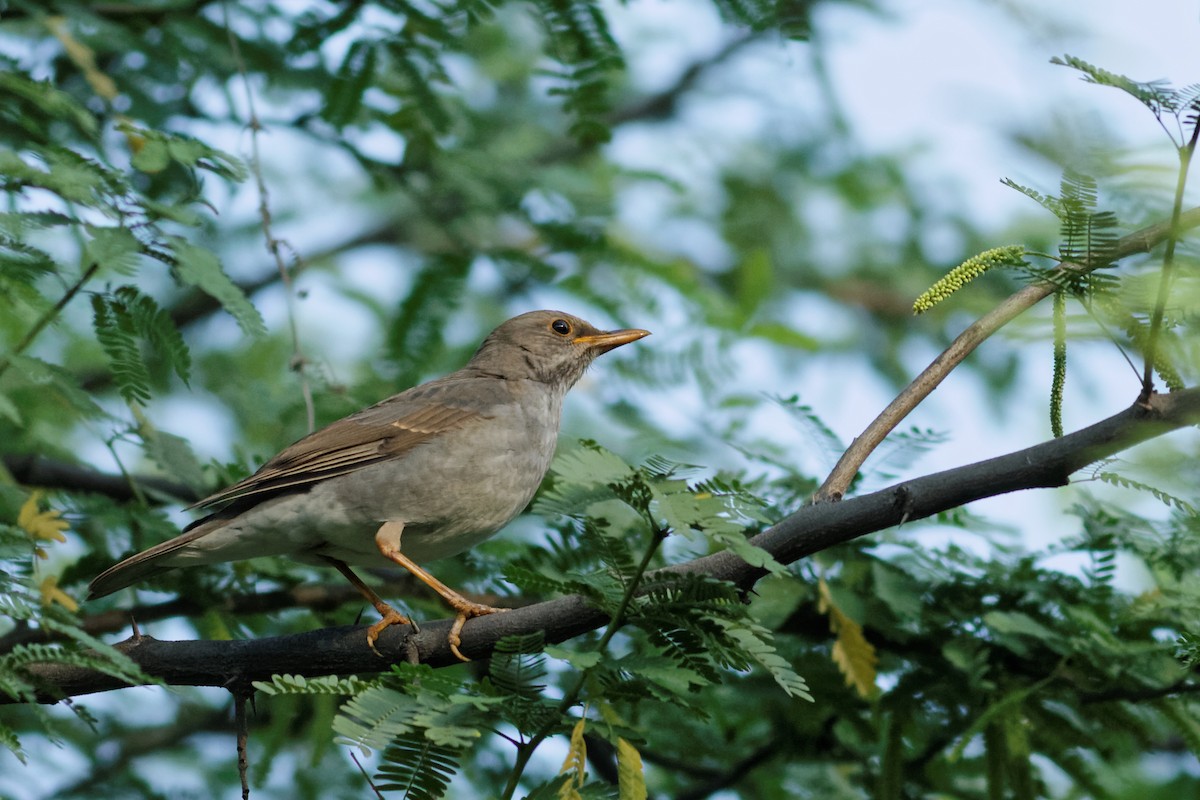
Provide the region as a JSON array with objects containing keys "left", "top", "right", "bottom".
[{"left": 88, "top": 310, "right": 649, "bottom": 658}]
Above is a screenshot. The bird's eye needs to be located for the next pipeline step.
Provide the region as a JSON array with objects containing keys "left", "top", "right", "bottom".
[{"left": 551, "top": 319, "right": 571, "bottom": 336}]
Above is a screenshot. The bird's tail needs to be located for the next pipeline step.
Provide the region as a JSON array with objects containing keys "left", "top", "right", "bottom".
[
  {"left": 87, "top": 557, "right": 174, "bottom": 599},
  {"left": 87, "top": 522, "right": 216, "bottom": 599}
]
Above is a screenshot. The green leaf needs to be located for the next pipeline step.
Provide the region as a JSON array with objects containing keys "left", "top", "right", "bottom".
[
  {"left": 375, "top": 732, "right": 463, "bottom": 799},
  {"left": 130, "top": 137, "right": 171, "bottom": 173},
  {"left": 84, "top": 225, "right": 142, "bottom": 275},
  {"left": 138, "top": 421, "right": 206, "bottom": 490},
  {"left": 120, "top": 123, "right": 247, "bottom": 182},
  {"left": 552, "top": 441, "right": 635, "bottom": 488},
  {"left": 735, "top": 248, "right": 772, "bottom": 314},
  {"left": 7, "top": 355, "right": 107, "bottom": 419},
  {"left": 170, "top": 240, "right": 266, "bottom": 336},
  {"left": 253, "top": 674, "right": 372, "bottom": 696},
  {"left": 116, "top": 285, "right": 191, "bottom": 384},
  {"left": 322, "top": 40, "right": 378, "bottom": 127},
  {"left": 0, "top": 72, "right": 97, "bottom": 137},
  {"left": 983, "top": 611, "right": 1062, "bottom": 657},
  {"left": 0, "top": 717, "right": 26, "bottom": 764},
  {"left": 92, "top": 293, "right": 152, "bottom": 405},
  {"left": 720, "top": 620, "right": 813, "bottom": 701},
  {"left": 1052, "top": 55, "right": 1181, "bottom": 116},
  {"left": 871, "top": 561, "right": 923, "bottom": 621},
  {"left": 334, "top": 686, "right": 419, "bottom": 752},
  {"left": 545, "top": 645, "right": 602, "bottom": 670},
  {"left": 0, "top": 393, "right": 22, "bottom": 426},
  {"left": 747, "top": 320, "right": 820, "bottom": 350}
]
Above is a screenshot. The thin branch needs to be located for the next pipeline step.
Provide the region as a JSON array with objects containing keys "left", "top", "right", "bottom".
[
  {"left": 1080, "top": 680, "right": 1200, "bottom": 705},
  {"left": 222, "top": 2, "right": 315, "bottom": 432},
  {"left": 0, "top": 262, "right": 99, "bottom": 382},
  {"left": 815, "top": 206, "right": 1200, "bottom": 502},
  {"left": 676, "top": 740, "right": 780, "bottom": 800},
  {"left": 1139, "top": 119, "right": 1200, "bottom": 400},
  {"left": 234, "top": 687, "right": 251, "bottom": 800},
  {"left": 10, "top": 387, "right": 1200, "bottom": 703},
  {"left": 607, "top": 32, "right": 758, "bottom": 126}
]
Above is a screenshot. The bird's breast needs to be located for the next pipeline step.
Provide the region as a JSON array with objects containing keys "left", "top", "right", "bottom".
[{"left": 325, "top": 383, "right": 564, "bottom": 563}]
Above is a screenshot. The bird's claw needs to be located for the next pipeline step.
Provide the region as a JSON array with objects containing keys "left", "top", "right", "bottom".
[
  {"left": 364, "top": 607, "right": 412, "bottom": 657},
  {"left": 447, "top": 602, "right": 508, "bottom": 662}
]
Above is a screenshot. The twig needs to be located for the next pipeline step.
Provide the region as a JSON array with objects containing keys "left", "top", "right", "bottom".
[
  {"left": 221, "top": 2, "right": 316, "bottom": 432},
  {"left": 1139, "top": 118, "right": 1200, "bottom": 401},
  {"left": 234, "top": 687, "right": 251, "bottom": 799},
  {"left": 815, "top": 206, "right": 1200, "bottom": 502},
  {"left": 0, "top": 262, "right": 100, "bottom": 382}
]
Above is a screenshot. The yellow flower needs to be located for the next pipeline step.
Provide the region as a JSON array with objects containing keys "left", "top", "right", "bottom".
[
  {"left": 18, "top": 490, "right": 70, "bottom": 547},
  {"left": 40, "top": 574, "right": 79, "bottom": 612}
]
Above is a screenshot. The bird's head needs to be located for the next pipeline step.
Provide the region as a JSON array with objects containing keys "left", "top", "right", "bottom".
[{"left": 468, "top": 310, "right": 650, "bottom": 388}]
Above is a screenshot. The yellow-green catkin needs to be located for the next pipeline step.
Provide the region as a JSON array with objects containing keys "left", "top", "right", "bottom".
[
  {"left": 1050, "top": 289, "right": 1066, "bottom": 438},
  {"left": 913, "top": 245, "right": 1026, "bottom": 314}
]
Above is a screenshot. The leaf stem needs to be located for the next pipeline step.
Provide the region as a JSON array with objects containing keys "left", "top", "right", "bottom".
[
  {"left": 499, "top": 522, "right": 669, "bottom": 800},
  {"left": 0, "top": 261, "right": 100, "bottom": 383},
  {"left": 1140, "top": 117, "right": 1200, "bottom": 400}
]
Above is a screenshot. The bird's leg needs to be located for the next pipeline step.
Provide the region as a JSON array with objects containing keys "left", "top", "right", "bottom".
[
  {"left": 323, "top": 557, "right": 413, "bottom": 656},
  {"left": 375, "top": 521, "right": 507, "bottom": 662}
]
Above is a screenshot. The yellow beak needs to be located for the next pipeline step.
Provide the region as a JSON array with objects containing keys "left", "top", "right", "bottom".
[{"left": 574, "top": 328, "right": 651, "bottom": 354}]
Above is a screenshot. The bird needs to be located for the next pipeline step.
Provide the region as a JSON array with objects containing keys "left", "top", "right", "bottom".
[{"left": 88, "top": 310, "right": 650, "bottom": 660}]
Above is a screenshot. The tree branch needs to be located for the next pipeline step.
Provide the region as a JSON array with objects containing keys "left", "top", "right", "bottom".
[
  {"left": 814, "top": 206, "right": 1200, "bottom": 501},
  {"left": 2, "top": 454, "right": 199, "bottom": 505},
  {"left": 11, "top": 388, "right": 1200, "bottom": 704}
]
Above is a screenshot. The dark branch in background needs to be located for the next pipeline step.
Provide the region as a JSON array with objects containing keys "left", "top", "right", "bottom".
[
  {"left": 127, "top": 34, "right": 756, "bottom": 341},
  {"left": 2, "top": 454, "right": 199, "bottom": 505},
  {"left": 608, "top": 33, "right": 758, "bottom": 125},
  {"left": 73, "top": 30, "right": 764, "bottom": 393},
  {"left": 11, "top": 388, "right": 1200, "bottom": 704},
  {"left": 815, "top": 205, "right": 1200, "bottom": 502},
  {"left": 55, "top": 704, "right": 232, "bottom": 799}
]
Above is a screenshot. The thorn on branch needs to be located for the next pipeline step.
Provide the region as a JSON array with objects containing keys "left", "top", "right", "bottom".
[{"left": 894, "top": 485, "right": 915, "bottom": 526}]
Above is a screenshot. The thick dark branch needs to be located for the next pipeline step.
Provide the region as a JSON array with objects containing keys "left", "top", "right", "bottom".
[
  {"left": 0, "top": 579, "right": 432, "bottom": 653},
  {"left": 11, "top": 388, "right": 1200, "bottom": 703}
]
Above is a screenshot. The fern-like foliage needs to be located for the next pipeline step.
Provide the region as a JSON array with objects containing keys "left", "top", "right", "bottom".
[
  {"left": 375, "top": 733, "right": 465, "bottom": 799},
  {"left": 1056, "top": 171, "right": 1118, "bottom": 270},
  {"left": 0, "top": 511, "right": 156, "bottom": 761},
  {"left": 91, "top": 286, "right": 191, "bottom": 406},
  {"left": 254, "top": 674, "right": 373, "bottom": 696},
  {"left": 1052, "top": 54, "right": 1200, "bottom": 141},
  {"left": 537, "top": 0, "right": 624, "bottom": 145}
]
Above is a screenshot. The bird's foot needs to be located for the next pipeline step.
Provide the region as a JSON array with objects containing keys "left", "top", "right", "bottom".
[
  {"left": 364, "top": 605, "right": 413, "bottom": 657},
  {"left": 447, "top": 600, "right": 508, "bottom": 662}
]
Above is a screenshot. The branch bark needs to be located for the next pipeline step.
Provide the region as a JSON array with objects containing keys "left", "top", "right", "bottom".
[
  {"left": 12, "top": 388, "right": 1200, "bottom": 704},
  {"left": 814, "top": 205, "right": 1200, "bottom": 501}
]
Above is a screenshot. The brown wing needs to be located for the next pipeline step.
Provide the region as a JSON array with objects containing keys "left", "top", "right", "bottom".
[{"left": 188, "top": 379, "right": 489, "bottom": 511}]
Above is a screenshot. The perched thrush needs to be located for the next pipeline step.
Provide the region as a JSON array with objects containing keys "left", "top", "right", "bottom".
[{"left": 89, "top": 310, "right": 650, "bottom": 660}]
